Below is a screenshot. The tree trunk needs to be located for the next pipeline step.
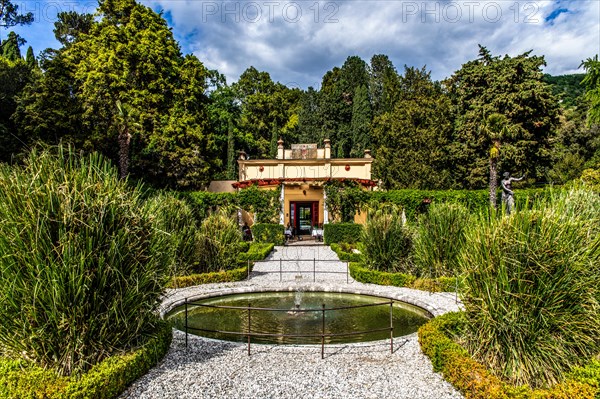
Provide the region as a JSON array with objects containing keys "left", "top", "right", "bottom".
[{"left": 118, "top": 128, "right": 131, "bottom": 180}]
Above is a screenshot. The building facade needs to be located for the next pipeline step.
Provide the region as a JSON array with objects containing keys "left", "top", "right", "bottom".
[{"left": 234, "top": 139, "right": 376, "bottom": 235}]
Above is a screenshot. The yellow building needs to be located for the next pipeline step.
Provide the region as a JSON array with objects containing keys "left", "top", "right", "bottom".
[{"left": 234, "top": 139, "right": 376, "bottom": 235}]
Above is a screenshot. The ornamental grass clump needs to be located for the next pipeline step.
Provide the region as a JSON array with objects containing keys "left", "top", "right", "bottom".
[
  {"left": 414, "top": 202, "right": 469, "bottom": 278},
  {"left": 460, "top": 188, "right": 600, "bottom": 388},
  {"left": 145, "top": 192, "right": 199, "bottom": 276},
  {"left": 0, "top": 146, "right": 169, "bottom": 376},
  {"left": 196, "top": 211, "right": 243, "bottom": 272},
  {"left": 361, "top": 206, "right": 413, "bottom": 273}
]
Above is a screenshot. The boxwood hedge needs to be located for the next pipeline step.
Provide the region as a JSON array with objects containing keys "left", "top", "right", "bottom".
[
  {"left": 418, "top": 312, "right": 600, "bottom": 399},
  {"left": 0, "top": 321, "right": 172, "bottom": 399}
]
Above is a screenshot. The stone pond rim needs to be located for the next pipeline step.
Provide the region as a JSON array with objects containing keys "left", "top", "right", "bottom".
[{"left": 160, "top": 285, "right": 443, "bottom": 345}]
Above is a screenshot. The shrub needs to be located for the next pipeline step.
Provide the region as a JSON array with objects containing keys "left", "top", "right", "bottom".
[
  {"left": 252, "top": 223, "right": 285, "bottom": 245},
  {"left": 238, "top": 243, "right": 275, "bottom": 262},
  {"left": 414, "top": 202, "right": 470, "bottom": 277},
  {"left": 330, "top": 243, "right": 362, "bottom": 262},
  {"left": 460, "top": 188, "right": 600, "bottom": 388},
  {"left": 360, "top": 207, "right": 413, "bottom": 273},
  {"left": 349, "top": 263, "right": 458, "bottom": 292},
  {"left": 349, "top": 263, "right": 415, "bottom": 287},
  {"left": 418, "top": 313, "right": 599, "bottom": 399},
  {"left": 168, "top": 266, "right": 250, "bottom": 288},
  {"left": 238, "top": 185, "right": 281, "bottom": 223},
  {"left": 0, "top": 321, "right": 172, "bottom": 399},
  {"left": 196, "top": 211, "right": 243, "bottom": 273},
  {"left": 324, "top": 223, "right": 363, "bottom": 244},
  {"left": 370, "top": 188, "right": 553, "bottom": 220},
  {"left": 0, "top": 146, "right": 169, "bottom": 376},
  {"left": 145, "top": 192, "right": 199, "bottom": 276},
  {"left": 183, "top": 191, "right": 237, "bottom": 222}
]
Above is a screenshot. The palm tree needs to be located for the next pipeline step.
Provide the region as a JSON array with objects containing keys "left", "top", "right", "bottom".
[
  {"left": 115, "top": 100, "right": 139, "bottom": 180},
  {"left": 481, "top": 113, "right": 510, "bottom": 209}
]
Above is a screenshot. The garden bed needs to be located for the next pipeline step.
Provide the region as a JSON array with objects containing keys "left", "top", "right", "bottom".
[
  {"left": 418, "top": 313, "right": 600, "bottom": 399},
  {"left": 168, "top": 243, "right": 274, "bottom": 289},
  {"left": 349, "top": 263, "right": 459, "bottom": 293},
  {"left": 0, "top": 321, "right": 172, "bottom": 399}
]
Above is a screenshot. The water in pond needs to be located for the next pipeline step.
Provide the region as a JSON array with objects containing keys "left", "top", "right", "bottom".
[{"left": 167, "top": 291, "right": 431, "bottom": 344}]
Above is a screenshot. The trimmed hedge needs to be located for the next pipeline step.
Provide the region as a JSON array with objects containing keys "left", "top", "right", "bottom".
[
  {"left": 168, "top": 243, "right": 274, "bottom": 289},
  {"left": 418, "top": 313, "right": 599, "bottom": 399},
  {"left": 168, "top": 265, "right": 250, "bottom": 288},
  {"left": 324, "top": 223, "right": 363, "bottom": 244},
  {"left": 252, "top": 223, "right": 285, "bottom": 246},
  {"left": 349, "top": 262, "right": 415, "bottom": 287},
  {"left": 330, "top": 243, "right": 362, "bottom": 262},
  {"left": 371, "top": 188, "right": 553, "bottom": 220},
  {"left": 349, "top": 263, "right": 458, "bottom": 293},
  {"left": 238, "top": 243, "right": 275, "bottom": 261},
  {"left": 0, "top": 321, "right": 172, "bottom": 399}
]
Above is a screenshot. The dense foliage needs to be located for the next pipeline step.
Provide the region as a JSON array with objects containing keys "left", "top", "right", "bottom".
[
  {"left": 372, "top": 66, "right": 453, "bottom": 189},
  {"left": 323, "top": 180, "right": 369, "bottom": 222},
  {"left": 1, "top": 3, "right": 598, "bottom": 192},
  {"left": 360, "top": 206, "right": 413, "bottom": 273},
  {"left": 446, "top": 45, "right": 560, "bottom": 188},
  {"left": 0, "top": 321, "right": 172, "bottom": 399},
  {"left": 144, "top": 192, "right": 199, "bottom": 276},
  {"left": 0, "top": 146, "right": 169, "bottom": 376},
  {"left": 251, "top": 223, "right": 285, "bottom": 246},
  {"left": 418, "top": 312, "right": 599, "bottom": 399},
  {"left": 238, "top": 185, "right": 281, "bottom": 223},
  {"left": 349, "top": 263, "right": 457, "bottom": 293},
  {"left": 323, "top": 223, "right": 363, "bottom": 244},
  {"left": 414, "top": 202, "right": 469, "bottom": 278},
  {"left": 196, "top": 211, "right": 243, "bottom": 273},
  {"left": 460, "top": 189, "right": 600, "bottom": 388}
]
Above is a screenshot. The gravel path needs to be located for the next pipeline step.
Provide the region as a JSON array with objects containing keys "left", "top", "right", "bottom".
[{"left": 120, "top": 246, "right": 464, "bottom": 399}]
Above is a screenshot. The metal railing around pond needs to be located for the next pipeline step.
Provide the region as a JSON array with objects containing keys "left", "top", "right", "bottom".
[
  {"left": 183, "top": 298, "right": 394, "bottom": 358},
  {"left": 247, "top": 259, "right": 351, "bottom": 283}
]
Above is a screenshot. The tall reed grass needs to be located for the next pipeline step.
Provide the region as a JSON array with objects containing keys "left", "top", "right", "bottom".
[
  {"left": 460, "top": 188, "right": 600, "bottom": 388},
  {"left": 360, "top": 206, "right": 413, "bottom": 273},
  {"left": 196, "top": 211, "right": 243, "bottom": 272},
  {"left": 414, "top": 202, "right": 469, "bottom": 278},
  {"left": 0, "top": 146, "right": 169, "bottom": 376},
  {"left": 145, "top": 192, "right": 199, "bottom": 276}
]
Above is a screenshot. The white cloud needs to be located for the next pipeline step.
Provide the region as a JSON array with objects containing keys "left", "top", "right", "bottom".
[{"left": 9, "top": 0, "right": 600, "bottom": 87}]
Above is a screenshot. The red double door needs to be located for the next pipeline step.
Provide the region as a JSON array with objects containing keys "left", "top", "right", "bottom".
[{"left": 290, "top": 201, "right": 319, "bottom": 235}]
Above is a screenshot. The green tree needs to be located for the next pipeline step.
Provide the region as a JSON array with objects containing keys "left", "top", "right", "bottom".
[
  {"left": 0, "top": 55, "right": 32, "bottom": 161},
  {"left": 206, "top": 75, "right": 240, "bottom": 179},
  {"left": 53, "top": 11, "right": 94, "bottom": 47},
  {"left": 24, "top": 45, "right": 35, "bottom": 68},
  {"left": 319, "top": 56, "right": 369, "bottom": 157},
  {"left": 350, "top": 84, "right": 372, "bottom": 157},
  {"left": 581, "top": 55, "right": 600, "bottom": 125},
  {"left": 297, "top": 86, "right": 321, "bottom": 143},
  {"left": 0, "top": 0, "right": 33, "bottom": 30},
  {"left": 234, "top": 66, "right": 300, "bottom": 158},
  {"left": 446, "top": 46, "right": 560, "bottom": 188},
  {"left": 372, "top": 66, "right": 453, "bottom": 189},
  {"left": 62, "top": 0, "right": 215, "bottom": 188},
  {"left": 13, "top": 49, "right": 85, "bottom": 148},
  {"left": 368, "top": 54, "right": 400, "bottom": 115},
  {"left": 0, "top": 30, "right": 24, "bottom": 60}
]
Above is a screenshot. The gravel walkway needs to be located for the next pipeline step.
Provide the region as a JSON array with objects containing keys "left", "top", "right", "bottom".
[{"left": 120, "top": 246, "right": 464, "bottom": 399}]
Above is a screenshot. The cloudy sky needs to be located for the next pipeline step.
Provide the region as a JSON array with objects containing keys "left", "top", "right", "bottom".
[{"left": 8, "top": 0, "right": 600, "bottom": 88}]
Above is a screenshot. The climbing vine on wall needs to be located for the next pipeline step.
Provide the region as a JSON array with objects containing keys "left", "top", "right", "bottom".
[
  {"left": 238, "top": 185, "right": 281, "bottom": 223},
  {"left": 324, "top": 180, "right": 369, "bottom": 223}
]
